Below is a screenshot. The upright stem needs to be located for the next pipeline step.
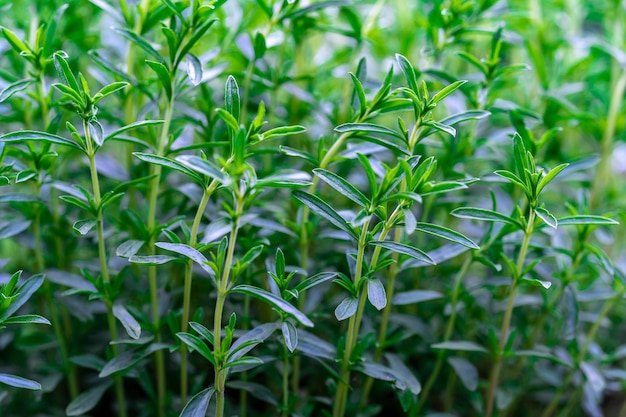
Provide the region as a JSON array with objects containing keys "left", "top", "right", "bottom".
[
  {"left": 282, "top": 345, "right": 290, "bottom": 417},
  {"left": 180, "top": 186, "right": 213, "bottom": 403},
  {"left": 213, "top": 196, "right": 243, "bottom": 417},
  {"left": 84, "top": 121, "right": 127, "bottom": 417},
  {"left": 145, "top": 95, "right": 174, "bottom": 412},
  {"left": 484, "top": 210, "right": 535, "bottom": 417},
  {"left": 332, "top": 220, "right": 371, "bottom": 417}
]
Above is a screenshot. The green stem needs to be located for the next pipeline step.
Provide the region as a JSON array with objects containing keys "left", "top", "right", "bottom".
[
  {"left": 180, "top": 185, "right": 214, "bottom": 403},
  {"left": 332, "top": 220, "right": 371, "bottom": 417},
  {"left": 85, "top": 121, "right": 127, "bottom": 417},
  {"left": 282, "top": 345, "right": 289, "bottom": 417},
  {"left": 214, "top": 197, "right": 243, "bottom": 417},
  {"left": 484, "top": 210, "right": 535, "bottom": 417},
  {"left": 145, "top": 95, "right": 174, "bottom": 410}
]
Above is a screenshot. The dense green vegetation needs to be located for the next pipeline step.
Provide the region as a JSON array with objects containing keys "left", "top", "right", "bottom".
[{"left": 0, "top": 1, "right": 625, "bottom": 416}]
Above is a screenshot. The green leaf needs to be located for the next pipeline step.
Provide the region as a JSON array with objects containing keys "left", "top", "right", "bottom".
[
  {"left": 129, "top": 255, "right": 179, "bottom": 265},
  {"left": 314, "top": 168, "right": 369, "bottom": 208},
  {"left": 176, "top": 155, "right": 229, "bottom": 184},
  {"left": 104, "top": 120, "right": 164, "bottom": 143},
  {"left": 66, "top": 382, "right": 113, "bottom": 416},
  {"left": 189, "top": 322, "right": 214, "bottom": 346},
  {"left": 253, "top": 32, "right": 267, "bottom": 59},
  {"left": 0, "top": 27, "right": 30, "bottom": 54},
  {"left": 134, "top": 153, "right": 202, "bottom": 183},
  {"left": 335, "top": 296, "right": 358, "bottom": 321},
  {"left": 535, "top": 207, "right": 557, "bottom": 229},
  {"left": 92, "top": 81, "right": 129, "bottom": 104},
  {"left": 557, "top": 215, "right": 619, "bottom": 226},
  {"left": 231, "top": 285, "right": 313, "bottom": 327},
  {"left": 146, "top": 60, "right": 172, "bottom": 100},
  {"left": 180, "top": 387, "right": 216, "bottom": 417},
  {"left": 536, "top": 163, "right": 569, "bottom": 195},
  {"left": 260, "top": 125, "right": 307, "bottom": 141},
  {"left": 282, "top": 321, "right": 298, "bottom": 352},
  {"left": 447, "top": 357, "right": 478, "bottom": 391},
  {"left": 494, "top": 170, "right": 528, "bottom": 192},
  {"left": 2, "top": 315, "right": 50, "bottom": 325},
  {"left": 414, "top": 222, "right": 479, "bottom": 249},
  {"left": 367, "top": 278, "right": 386, "bottom": 310},
  {"left": 350, "top": 72, "right": 367, "bottom": 116},
  {"left": 88, "top": 119, "right": 104, "bottom": 147},
  {"left": 0, "top": 79, "right": 33, "bottom": 103},
  {"left": 186, "top": 53, "right": 203, "bottom": 86},
  {"left": 113, "top": 304, "right": 141, "bottom": 340},
  {"left": 0, "top": 274, "right": 44, "bottom": 321},
  {"left": 225, "top": 75, "right": 240, "bottom": 123},
  {"left": 155, "top": 242, "right": 215, "bottom": 277},
  {"left": 53, "top": 52, "right": 81, "bottom": 95},
  {"left": 520, "top": 278, "right": 552, "bottom": 289},
  {"left": 370, "top": 240, "right": 435, "bottom": 265},
  {"left": 177, "top": 332, "right": 215, "bottom": 365},
  {"left": 114, "top": 28, "right": 165, "bottom": 63},
  {"left": 429, "top": 80, "right": 467, "bottom": 104},
  {"left": 116, "top": 240, "right": 144, "bottom": 258},
  {"left": 0, "top": 130, "right": 82, "bottom": 150},
  {"left": 335, "top": 123, "right": 404, "bottom": 140},
  {"left": 293, "top": 191, "right": 357, "bottom": 240},
  {"left": 451, "top": 207, "right": 523, "bottom": 229},
  {"left": 431, "top": 341, "right": 488, "bottom": 353},
  {"left": 395, "top": 53, "right": 419, "bottom": 93},
  {"left": 294, "top": 272, "right": 339, "bottom": 294},
  {"left": 280, "top": 146, "right": 318, "bottom": 165},
  {"left": 0, "top": 373, "right": 41, "bottom": 390},
  {"left": 422, "top": 120, "right": 456, "bottom": 137}
]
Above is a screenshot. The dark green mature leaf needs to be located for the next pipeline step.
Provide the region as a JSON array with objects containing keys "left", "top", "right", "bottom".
[
  {"left": 314, "top": 168, "right": 369, "bottom": 208},
  {"left": 155, "top": 242, "right": 215, "bottom": 277},
  {"left": 113, "top": 304, "right": 141, "bottom": 340},
  {"left": 104, "top": 120, "right": 164, "bottom": 143},
  {"left": 335, "top": 123, "right": 404, "bottom": 140},
  {"left": 177, "top": 333, "right": 215, "bottom": 365},
  {"left": 451, "top": 207, "right": 523, "bottom": 229},
  {"left": 447, "top": 357, "right": 479, "bottom": 391},
  {"left": 370, "top": 240, "right": 435, "bottom": 265},
  {"left": 53, "top": 52, "right": 81, "bottom": 95},
  {"left": 129, "top": 255, "right": 178, "bottom": 265},
  {"left": 176, "top": 155, "right": 228, "bottom": 184},
  {"left": 335, "top": 296, "right": 358, "bottom": 321},
  {"left": 228, "top": 323, "right": 278, "bottom": 362},
  {"left": 0, "top": 373, "right": 41, "bottom": 390},
  {"left": 66, "top": 382, "right": 113, "bottom": 415},
  {"left": 231, "top": 285, "right": 313, "bottom": 327},
  {"left": 294, "top": 272, "right": 339, "bottom": 294},
  {"left": 134, "top": 153, "right": 202, "bottom": 183},
  {"left": 0, "top": 27, "right": 30, "bottom": 54},
  {"left": 293, "top": 191, "right": 357, "bottom": 240},
  {"left": 0, "top": 130, "right": 82, "bottom": 150},
  {"left": 260, "top": 125, "right": 307, "bottom": 141},
  {"left": 146, "top": 60, "right": 173, "bottom": 100},
  {"left": 392, "top": 290, "right": 443, "bottom": 306},
  {"left": 180, "top": 387, "right": 216, "bottom": 417},
  {"left": 350, "top": 72, "right": 367, "bottom": 116},
  {"left": 0, "top": 274, "right": 44, "bottom": 321},
  {"left": 282, "top": 321, "right": 298, "bottom": 352},
  {"left": 367, "top": 278, "right": 386, "bottom": 310},
  {"left": 414, "top": 222, "right": 479, "bottom": 249}
]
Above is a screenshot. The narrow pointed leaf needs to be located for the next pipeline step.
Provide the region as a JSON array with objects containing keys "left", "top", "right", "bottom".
[
  {"left": 535, "top": 207, "right": 557, "bottom": 229},
  {"left": 557, "top": 215, "right": 619, "bottom": 226},
  {"left": 155, "top": 242, "right": 215, "bottom": 277},
  {"left": 180, "top": 387, "right": 216, "bottom": 417},
  {"left": 451, "top": 207, "right": 523, "bottom": 229},
  {"left": 177, "top": 333, "right": 215, "bottom": 365},
  {"left": 414, "top": 222, "right": 479, "bottom": 249},
  {"left": 0, "top": 373, "right": 41, "bottom": 390},
  {"left": 314, "top": 168, "right": 369, "bottom": 208},
  {"left": 335, "top": 296, "right": 358, "bottom": 321},
  {"left": 231, "top": 285, "right": 313, "bottom": 327},
  {"left": 367, "top": 278, "right": 386, "bottom": 310},
  {"left": 293, "top": 191, "right": 357, "bottom": 239},
  {"left": 370, "top": 240, "right": 435, "bottom": 265},
  {"left": 113, "top": 304, "right": 141, "bottom": 339},
  {"left": 0, "top": 130, "right": 82, "bottom": 150}
]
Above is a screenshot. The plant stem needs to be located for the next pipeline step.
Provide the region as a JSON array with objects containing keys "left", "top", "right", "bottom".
[
  {"left": 180, "top": 185, "right": 214, "bottom": 403},
  {"left": 213, "top": 196, "right": 243, "bottom": 417},
  {"left": 484, "top": 209, "right": 535, "bottom": 417},
  {"left": 145, "top": 95, "right": 174, "bottom": 411},
  {"left": 332, "top": 219, "right": 371, "bottom": 417},
  {"left": 84, "top": 121, "right": 127, "bottom": 417},
  {"left": 282, "top": 345, "right": 289, "bottom": 417}
]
